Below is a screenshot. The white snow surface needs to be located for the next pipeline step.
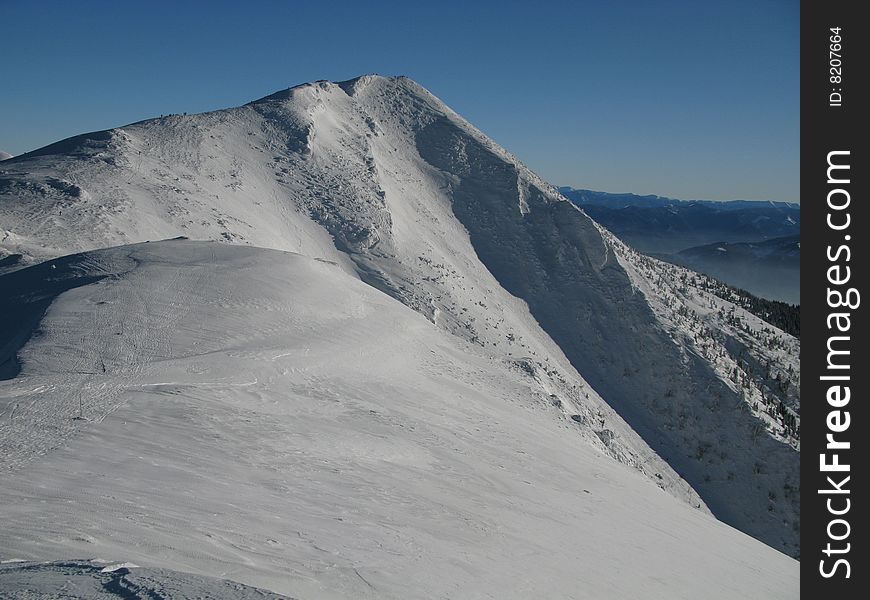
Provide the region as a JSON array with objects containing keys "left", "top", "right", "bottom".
[
  {"left": 0, "top": 558, "right": 287, "bottom": 598},
  {"left": 0, "top": 75, "right": 800, "bottom": 593},
  {"left": 0, "top": 75, "right": 706, "bottom": 504},
  {"left": 0, "top": 240, "right": 796, "bottom": 599}
]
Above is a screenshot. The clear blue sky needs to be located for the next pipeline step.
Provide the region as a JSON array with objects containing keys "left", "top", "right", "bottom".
[{"left": 0, "top": 0, "right": 799, "bottom": 202}]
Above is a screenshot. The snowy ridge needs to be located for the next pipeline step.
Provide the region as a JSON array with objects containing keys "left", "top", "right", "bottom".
[
  {"left": 0, "top": 75, "right": 701, "bottom": 507},
  {"left": 0, "top": 240, "right": 796, "bottom": 599},
  {"left": 0, "top": 74, "right": 800, "bottom": 591}
]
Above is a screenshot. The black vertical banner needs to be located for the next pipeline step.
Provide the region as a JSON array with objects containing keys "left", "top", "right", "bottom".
[{"left": 802, "top": 0, "right": 867, "bottom": 597}]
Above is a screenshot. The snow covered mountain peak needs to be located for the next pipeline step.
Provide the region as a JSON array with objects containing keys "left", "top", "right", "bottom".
[{"left": 1, "top": 74, "right": 799, "bottom": 572}]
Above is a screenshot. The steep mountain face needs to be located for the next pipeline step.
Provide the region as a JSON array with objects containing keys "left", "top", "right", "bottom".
[{"left": 0, "top": 74, "right": 799, "bottom": 563}]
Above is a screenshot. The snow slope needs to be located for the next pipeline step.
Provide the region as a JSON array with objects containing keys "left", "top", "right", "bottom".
[
  {"left": 0, "top": 240, "right": 797, "bottom": 599},
  {"left": 0, "top": 75, "right": 799, "bottom": 556},
  {"left": 0, "top": 559, "right": 287, "bottom": 599}
]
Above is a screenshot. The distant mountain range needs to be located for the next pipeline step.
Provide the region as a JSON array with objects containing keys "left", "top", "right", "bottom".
[
  {"left": 670, "top": 235, "right": 799, "bottom": 304},
  {"left": 559, "top": 188, "right": 800, "bottom": 303}
]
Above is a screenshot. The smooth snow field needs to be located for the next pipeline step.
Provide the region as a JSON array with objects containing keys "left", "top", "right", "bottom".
[{"left": 0, "top": 240, "right": 796, "bottom": 599}]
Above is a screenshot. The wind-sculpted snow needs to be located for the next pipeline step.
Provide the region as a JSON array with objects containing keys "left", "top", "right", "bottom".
[
  {"left": 0, "top": 74, "right": 799, "bottom": 574},
  {"left": 0, "top": 559, "right": 290, "bottom": 599},
  {"left": 0, "top": 240, "right": 797, "bottom": 599}
]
